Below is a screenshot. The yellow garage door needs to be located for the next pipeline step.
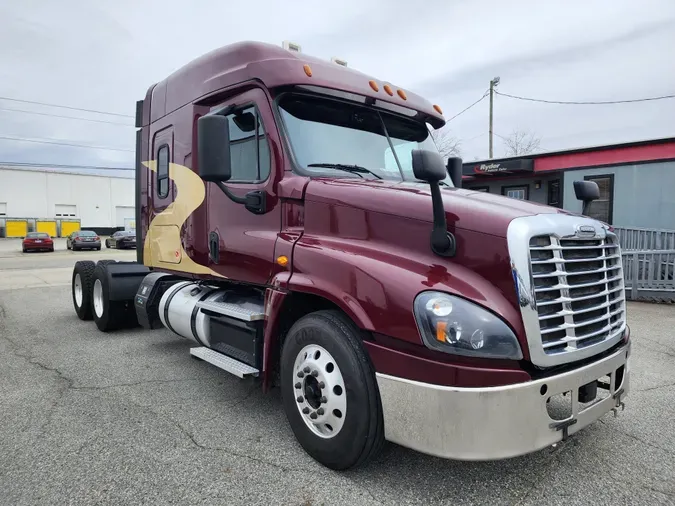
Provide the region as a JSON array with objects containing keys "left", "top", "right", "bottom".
[
  {"left": 61, "top": 221, "right": 81, "bottom": 237},
  {"left": 36, "top": 221, "right": 57, "bottom": 237},
  {"left": 6, "top": 220, "right": 28, "bottom": 238}
]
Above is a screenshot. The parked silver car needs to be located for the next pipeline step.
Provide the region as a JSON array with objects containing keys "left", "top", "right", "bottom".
[{"left": 66, "top": 230, "right": 101, "bottom": 251}]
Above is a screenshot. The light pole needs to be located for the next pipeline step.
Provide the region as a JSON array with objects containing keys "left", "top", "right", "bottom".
[{"left": 489, "top": 76, "right": 500, "bottom": 159}]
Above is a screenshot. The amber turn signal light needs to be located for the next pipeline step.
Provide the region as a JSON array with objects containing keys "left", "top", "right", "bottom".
[
  {"left": 435, "top": 321, "right": 447, "bottom": 342},
  {"left": 277, "top": 255, "right": 289, "bottom": 267}
]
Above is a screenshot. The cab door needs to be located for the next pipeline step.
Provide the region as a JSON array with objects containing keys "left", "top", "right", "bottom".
[{"left": 205, "top": 87, "right": 282, "bottom": 286}]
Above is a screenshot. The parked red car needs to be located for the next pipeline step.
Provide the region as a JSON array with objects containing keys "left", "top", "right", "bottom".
[{"left": 22, "top": 232, "right": 54, "bottom": 252}]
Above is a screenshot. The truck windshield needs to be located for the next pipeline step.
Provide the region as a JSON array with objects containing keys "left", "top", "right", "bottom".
[{"left": 278, "top": 93, "right": 452, "bottom": 185}]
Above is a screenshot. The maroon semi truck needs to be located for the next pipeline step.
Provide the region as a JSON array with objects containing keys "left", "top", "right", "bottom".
[{"left": 70, "top": 41, "right": 630, "bottom": 470}]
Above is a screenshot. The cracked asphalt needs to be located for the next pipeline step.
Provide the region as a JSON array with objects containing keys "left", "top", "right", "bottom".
[{"left": 0, "top": 249, "right": 674, "bottom": 505}]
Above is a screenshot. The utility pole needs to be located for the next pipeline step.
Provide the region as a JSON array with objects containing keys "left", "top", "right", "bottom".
[{"left": 489, "top": 76, "right": 500, "bottom": 159}]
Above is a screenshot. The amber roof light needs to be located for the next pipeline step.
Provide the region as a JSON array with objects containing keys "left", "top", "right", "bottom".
[
  {"left": 433, "top": 104, "right": 443, "bottom": 114},
  {"left": 383, "top": 84, "right": 394, "bottom": 96},
  {"left": 303, "top": 64, "right": 312, "bottom": 77},
  {"left": 397, "top": 89, "right": 407, "bottom": 100},
  {"left": 369, "top": 80, "right": 379, "bottom": 92}
]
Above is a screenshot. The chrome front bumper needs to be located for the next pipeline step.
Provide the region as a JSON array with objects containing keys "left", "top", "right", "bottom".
[{"left": 376, "top": 343, "right": 629, "bottom": 461}]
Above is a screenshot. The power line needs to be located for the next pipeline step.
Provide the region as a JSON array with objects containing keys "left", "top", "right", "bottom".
[
  {"left": 446, "top": 90, "right": 489, "bottom": 122},
  {"left": 0, "top": 95, "right": 134, "bottom": 118},
  {"left": 0, "top": 161, "right": 134, "bottom": 171},
  {"left": 0, "top": 135, "right": 134, "bottom": 152},
  {"left": 0, "top": 106, "right": 134, "bottom": 126},
  {"left": 495, "top": 90, "right": 675, "bottom": 105}
]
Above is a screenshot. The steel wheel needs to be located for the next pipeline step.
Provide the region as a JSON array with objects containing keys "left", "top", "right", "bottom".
[
  {"left": 293, "top": 344, "right": 347, "bottom": 439},
  {"left": 74, "top": 273, "right": 83, "bottom": 308},
  {"left": 93, "top": 279, "right": 104, "bottom": 318}
]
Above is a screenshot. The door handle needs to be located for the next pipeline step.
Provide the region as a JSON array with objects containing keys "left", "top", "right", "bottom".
[{"left": 209, "top": 232, "right": 219, "bottom": 263}]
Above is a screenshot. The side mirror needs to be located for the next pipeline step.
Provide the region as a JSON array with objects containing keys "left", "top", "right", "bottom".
[
  {"left": 411, "top": 149, "right": 456, "bottom": 257},
  {"left": 446, "top": 156, "right": 463, "bottom": 188},
  {"left": 573, "top": 180, "right": 599, "bottom": 216},
  {"left": 197, "top": 114, "right": 231, "bottom": 182},
  {"left": 412, "top": 149, "right": 447, "bottom": 183}
]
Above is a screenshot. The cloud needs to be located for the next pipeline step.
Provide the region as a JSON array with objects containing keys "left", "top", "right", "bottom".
[{"left": 0, "top": 0, "right": 673, "bottom": 168}]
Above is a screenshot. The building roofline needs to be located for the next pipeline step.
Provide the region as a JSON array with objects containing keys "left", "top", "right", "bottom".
[
  {"left": 0, "top": 166, "right": 134, "bottom": 179},
  {"left": 468, "top": 136, "right": 675, "bottom": 165}
]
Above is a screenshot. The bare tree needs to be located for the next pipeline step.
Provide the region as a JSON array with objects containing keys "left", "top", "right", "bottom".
[
  {"left": 502, "top": 129, "right": 541, "bottom": 156},
  {"left": 431, "top": 128, "right": 462, "bottom": 161}
]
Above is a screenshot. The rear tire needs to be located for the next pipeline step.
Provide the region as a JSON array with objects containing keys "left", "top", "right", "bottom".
[
  {"left": 72, "top": 261, "right": 96, "bottom": 320},
  {"left": 91, "top": 262, "right": 137, "bottom": 332},
  {"left": 280, "top": 310, "right": 384, "bottom": 470}
]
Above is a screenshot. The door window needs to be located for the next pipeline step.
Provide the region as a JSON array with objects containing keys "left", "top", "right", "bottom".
[
  {"left": 547, "top": 179, "right": 561, "bottom": 207},
  {"left": 584, "top": 175, "right": 614, "bottom": 224},
  {"left": 225, "top": 106, "right": 271, "bottom": 183}
]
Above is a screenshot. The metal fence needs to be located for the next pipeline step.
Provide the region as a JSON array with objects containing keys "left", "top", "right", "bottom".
[
  {"left": 614, "top": 226, "right": 675, "bottom": 251},
  {"left": 621, "top": 250, "right": 675, "bottom": 302}
]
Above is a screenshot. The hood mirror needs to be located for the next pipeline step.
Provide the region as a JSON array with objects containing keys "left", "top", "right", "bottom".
[
  {"left": 446, "top": 156, "right": 463, "bottom": 188},
  {"left": 573, "top": 180, "right": 599, "bottom": 216}
]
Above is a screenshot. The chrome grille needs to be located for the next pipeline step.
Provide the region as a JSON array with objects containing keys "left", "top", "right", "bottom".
[{"left": 529, "top": 234, "right": 626, "bottom": 356}]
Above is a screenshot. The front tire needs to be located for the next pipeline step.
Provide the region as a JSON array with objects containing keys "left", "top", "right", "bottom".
[
  {"left": 280, "top": 310, "right": 384, "bottom": 470},
  {"left": 72, "top": 261, "right": 96, "bottom": 320}
]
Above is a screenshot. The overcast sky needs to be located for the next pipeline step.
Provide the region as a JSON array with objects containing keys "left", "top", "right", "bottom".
[{"left": 1, "top": 0, "right": 674, "bottom": 178}]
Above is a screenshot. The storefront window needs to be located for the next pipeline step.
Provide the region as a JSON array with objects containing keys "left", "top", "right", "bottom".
[{"left": 502, "top": 185, "right": 529, "bottom": 200}]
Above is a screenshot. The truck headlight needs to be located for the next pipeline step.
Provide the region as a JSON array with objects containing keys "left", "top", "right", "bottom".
[{"left": 414, "top": 291, "right": 523, "bottom": 360}]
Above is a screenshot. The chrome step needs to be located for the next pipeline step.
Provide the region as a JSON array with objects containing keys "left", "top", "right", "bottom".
[
  {"left": 195, "top": 300, "right": 264, "bottom": 321},
  {"left": 190, "top": 347, "right": 259, "bottom": 378}
]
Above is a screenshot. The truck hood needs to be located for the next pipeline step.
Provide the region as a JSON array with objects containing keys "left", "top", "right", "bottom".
[{"left": 304, "top": 178, "right": 572, "bottom": 237}]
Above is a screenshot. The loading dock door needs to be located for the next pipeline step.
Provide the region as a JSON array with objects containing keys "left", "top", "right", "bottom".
[
  {"left": 115, "top": 206, "right": 135, "bottom": 227},
  {"left": 6, "top": 220, "right": 28, "bottom": 238},
  {"left": 61, "top": 221, "right": 81, "bottom": 237},
  {"left": 37, "top": 221, "right": 57, "bottom": 237}
]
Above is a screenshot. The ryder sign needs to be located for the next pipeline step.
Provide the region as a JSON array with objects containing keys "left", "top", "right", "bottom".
[{"left": 464, "top": 158, "right": 534, "bottom": 176}]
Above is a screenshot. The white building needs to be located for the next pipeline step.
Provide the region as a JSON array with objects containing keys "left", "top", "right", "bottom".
[{"left": 0, "top": 167, "right": 135, "bottom": 236}]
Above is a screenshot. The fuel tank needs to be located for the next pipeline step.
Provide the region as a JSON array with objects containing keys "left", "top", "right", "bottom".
[{"left": 158, "top": 282, "right": 222, "bottom": 346}]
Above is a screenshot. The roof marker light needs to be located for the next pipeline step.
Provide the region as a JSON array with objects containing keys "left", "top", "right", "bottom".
[
  {"left": 303, "top": 64, "right": 312, "bottom": 77},
  {"left": 433, "top": 104, "right": 443, "bottom": 114},
  {"left": 369, "top": 80, "right": 379, "bottom": 92},
  {"left": 397, "top": 89, "right": 407, "bottom": 100},
  {"left": 383, "top": 84, "right": 394, "bottom": 96},
  {"left": 282, "top": 41, "right": 302, "bottom": 53}
]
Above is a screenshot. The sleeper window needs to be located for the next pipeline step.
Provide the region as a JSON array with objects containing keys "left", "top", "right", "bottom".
[{"left": 157, "top": 145, "right": 170, "bottom": 198}]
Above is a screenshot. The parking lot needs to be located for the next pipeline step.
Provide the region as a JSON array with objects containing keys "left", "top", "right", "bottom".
[{"left": 0, "top": 242, "right": 674, "bottom": 505}]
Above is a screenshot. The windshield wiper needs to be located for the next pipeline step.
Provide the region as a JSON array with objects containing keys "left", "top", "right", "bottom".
[{"left": 307, "top": 163, "right": 383, "bottom": 179}]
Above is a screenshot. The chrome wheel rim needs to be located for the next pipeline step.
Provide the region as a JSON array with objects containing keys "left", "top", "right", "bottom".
[
  {"left": 74, "top": 273, "right": 83, "bottom": 307},
  {"left": 293, "top": 344, "right": 347, "bottom": 439},
  {"left": 93, "top": 279, "right": 104, "bottom": 318}
]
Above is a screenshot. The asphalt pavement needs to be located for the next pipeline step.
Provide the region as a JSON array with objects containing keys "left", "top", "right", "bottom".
[{"left": 0, "top": 242, "right": 674, "bottom": 505}]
